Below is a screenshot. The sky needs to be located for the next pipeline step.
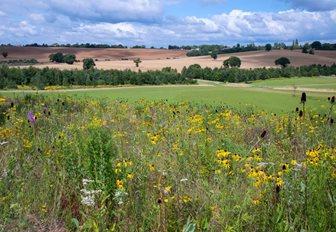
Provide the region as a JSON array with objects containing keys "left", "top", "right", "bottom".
[{"left": 0, "top": 0, "right": 336, "bottom": 46}]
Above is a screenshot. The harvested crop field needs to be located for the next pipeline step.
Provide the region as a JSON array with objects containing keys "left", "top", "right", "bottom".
[
  {"left": 1, "top": 47, "right": 336, "bottom": 71},
  {"left": 0, "top": 47, "right": 187, "bottom": 62}
]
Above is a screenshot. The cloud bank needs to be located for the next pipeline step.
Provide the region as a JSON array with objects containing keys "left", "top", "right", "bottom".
[{"left": 0, "top": 0, "right": 335, "bottom": 46}]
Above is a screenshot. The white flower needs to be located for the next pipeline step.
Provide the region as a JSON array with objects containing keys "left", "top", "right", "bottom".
[
  {"left": 81, "top": 195, "right": 95, "bottom": 207},
  {"left": 180, "top": 178, "right": 188, "bottom": 182},
  {"left": 114, "top": 189, "right": 128, "bottom": 205},
  {"left": 80, "top": 178, "right": 101, "bottom": 207},
  {"left": 257, "top": 162, "right": 274, "bottom": 167}
]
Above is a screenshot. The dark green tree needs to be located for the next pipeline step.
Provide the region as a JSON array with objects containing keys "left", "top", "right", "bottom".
[
  {"left": 275, "top": 57, "right": 291, "bottom": 68},
  {"left": 2, "top": 51, "right": 8, "bottom": 58},
  {"left": 64, "top": 54, "right": 76, "bottom": 64},
  {"left": 311, "top": 41, "right": 322, "bottom": 50},
  {"left": 223, "top": 56, "right": 241, "bottom": 68},
  {"left": 83, "top": 58, "right": 96, "bottom": 70},
  {"left": 211, "top": 51, "right": 218, "bottom": 60},
  {"left": 302, "top": 44, "right": 310, "bottom": 54},
  {"left": 265, "top": 44, "right": 272, "bottom": 52},
  {"left": 49, "top": 53, "right": 64, "bottom": 63}
]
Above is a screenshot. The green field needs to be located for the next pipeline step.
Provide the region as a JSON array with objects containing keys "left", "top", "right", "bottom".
[
  {"left": 1, "top": 85, "right": 333, "bottom": 113},
  {"left": 251, "top": 77, "right": 336, "bottom": 89}
]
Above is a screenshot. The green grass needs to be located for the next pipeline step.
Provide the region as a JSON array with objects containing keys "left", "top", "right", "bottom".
[
  {"left": 1, "top": 96, "right": 335, "bottom": 231},
  {"left": 251, "top": 77, "right": 336, "bottom": 89},
  {"left": 1, "top": 85, "right": 332, "bottom": 113}
]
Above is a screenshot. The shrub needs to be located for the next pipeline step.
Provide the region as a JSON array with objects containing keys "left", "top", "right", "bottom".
[
  {"left": 133, "top": 58, "right": 142, "bottom": 67},
  {"left": 223, "top": 56, "right": 241, "bottom": 68},
  {"left": 311, "top": 41, "right": 322, "bottom": 50},
  {"left": 265, "top": 44, "right": 272, "bottom": 52},
  {"left": 83, "top": 58, "right": 96, "bottom": 70},
  {"left": 2, "top": 51, "right": 8, "bottom": 58},
  {"left": 64, "top": 54, "right": 76, "bottom": 64},
  {"left": 49, "top": 52, "right": 64, "bottom": 63},
  {"left": 211, "top": 51, "right": 218, "bottom": 60},
  {"left": 275, "top": 57, "right": 291, "bottom": 68}
]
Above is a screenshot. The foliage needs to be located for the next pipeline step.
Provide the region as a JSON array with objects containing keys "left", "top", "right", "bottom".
[
  {"left": 133, "top": 58, "right": 142, "bottom": 67},
  {"left": 63, "top": 54, "right": 76, "bottom": 65},
  {"left": 181, "top": 63, "right": 336, "bottom": 83},
  {"left": 265, "top": 44, "right": 272, "bottom": 52},
  {"left": 0, "top": 65, "right": 195, "bottom": 89},
  {"left": 49, "top": 53, "right": 77, "bottom": 64},
  {"left": 49, "top": 52, "right": 64, "bottom": 63},
  {"left": 83, "top": 58, "right": 96, "bottom": 70},
  {"left": 311, "top": 41, "right": 322, "bottom": 50},
  {"left": 0, "top": 93, "right": 335, "bottom": 231},
  {"left": 275, "top": 57, "right": 291, "bottom": 68},
  {"left": 223, "top": 56, "right": 241, "bottom": 68},
  {"left": 210, "top": 51, "right": 218, "bottom": 60},
  {"left": 1, "top": 63, "right": 336, "bottom": 90},
  {"left": 0, "top": 59, "right": 38, "bottom": 66},
  {"left": 2, "top": 51, "right": 8, "bottom": 58},
  {"left": 186, "top": 44, "right": 260, "bottom": 57}
]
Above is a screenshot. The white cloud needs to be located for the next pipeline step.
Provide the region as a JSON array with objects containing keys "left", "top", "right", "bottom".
[
  {"left": 0, "top": 1, "right": 335, "bottom": 46},
  {"left": 47, "top": 0, "right": 163, "bottom": 22},
  {"left": 282, "top": 0, "right": 336, "bottom": 11},
  {"left": 29, "top": 13, "right": 45, "bottom": 22}
]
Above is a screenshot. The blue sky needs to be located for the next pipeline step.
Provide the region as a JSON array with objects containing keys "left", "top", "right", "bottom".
[{"left": 0, "top": 0, "right": 336, "bottom": 46}]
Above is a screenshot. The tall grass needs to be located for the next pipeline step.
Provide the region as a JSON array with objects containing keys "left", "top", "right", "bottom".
[{"left": 0, "top": 93, "right": 335, "bottom": 231}]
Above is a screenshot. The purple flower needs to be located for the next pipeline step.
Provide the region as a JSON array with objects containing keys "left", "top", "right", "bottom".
[{"left": 27, "top": 111, "right": 36, "bottom": 124}]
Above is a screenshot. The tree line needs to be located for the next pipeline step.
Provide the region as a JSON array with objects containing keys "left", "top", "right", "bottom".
[
  {"left": 181, "top": 63, "right": 336, "bottom": 83},
  {"left": 0, "top": 66, "right": 196, "bottom": 89},
  {"left": 1, "top": 62, "right": 335, "bottom": 90},
  {"left": 186, "top": 41, "right": 336, "bottom": 57}
]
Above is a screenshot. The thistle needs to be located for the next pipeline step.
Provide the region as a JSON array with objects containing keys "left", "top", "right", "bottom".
[{"left": 27, "top": 111, "right": 36, "bottom": 124}]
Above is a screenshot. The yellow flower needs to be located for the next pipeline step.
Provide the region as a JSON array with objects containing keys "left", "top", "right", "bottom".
[
  {"left": 116, "top": 180, "right": 124, "bottom": 189},
  {"left": 23, "top": 139, "right": 32, "bottom": 149},
  {"left": 291, "top": 160, "right": 298, "bottom": 166},
  {"left": 0, "top": 128, "right": 12, "bottom": 138},
  {"left": 89, "top": 117, "right": 106, "bottom": 128},
  {"left": 182, "top": 195, "right": 192, "bottom": 203},
  {"left": 276, "top": 177, "right": 284, "bottom": 187},
  {"left": 164, "top": 186, "right": 172, "bottom": 194},
  {"left": 127, "top": 173, "right": 134, "bottom": 180},
  {"left": 149, "top": 164, "right": 155, "bottom": 172},
  {"left": 148, "top": 133, "right": 160, "bottom": 145},
  {"left": 252, "top": 199, "right": 260, "bottom": 205},
  {"left": 216, "top": 149, "right": 231, "bottom": 159}
]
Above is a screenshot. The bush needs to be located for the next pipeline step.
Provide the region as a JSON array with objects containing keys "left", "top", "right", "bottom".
[
  {"left": 83, "top": 58, "right": 96, "bottom": 70},
  {"left": 0, "top": 59, "right": 38, "bottom": 66},
  {"left": 265, "top": 44, "right": 272, "bottom": 52},
  {"left": 49, "top": 52, "right": 64, "bottom": 63},
  {"left": 311, "top": 41, "right": 322, "bottom": 50},
  {"left": 64, "top": 54, "right": 76, "bottom": 64},
  {"left": 2, "top": 51, "right": 8, "bottom": 58},
  {"left": 275, "top": 57, "right": 291, "bottom": 68},
  {"left": 223, "top": 56, "right": 241, "bottom": 68},
  {"left": 133, "top": 58, "right": 142, "bottom": 67},
  {"left": 211, "top": 51, "right": 218, "bottom": 60}
]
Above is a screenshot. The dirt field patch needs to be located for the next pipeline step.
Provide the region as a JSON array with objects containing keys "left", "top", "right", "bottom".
[{"left": 2, "top": 47, "right": 336, "bottom": 71}]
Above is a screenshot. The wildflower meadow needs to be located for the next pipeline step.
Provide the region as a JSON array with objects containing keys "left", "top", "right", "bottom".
[{"left": 0, "top": 93, "right": 335, "bottom": 231}]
